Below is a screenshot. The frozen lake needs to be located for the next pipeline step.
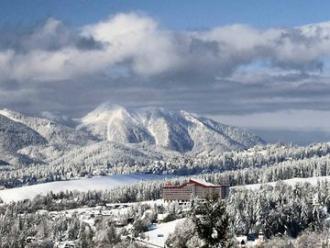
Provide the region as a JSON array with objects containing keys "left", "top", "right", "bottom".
[{"left": 0, "top": 174, "right": 172, "bottom": 203}]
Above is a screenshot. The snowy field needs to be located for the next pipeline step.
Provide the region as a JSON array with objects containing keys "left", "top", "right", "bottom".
[
  {"left": 144, "top": 218, "right": 185, "bottom": 247},
  {"left": 0, "top": 174, "right": 172, "bottom": 203},
  {"left": 235, "top": 175, "right": 330, "bottom": 190},
  {"left": 2, "top": 173, "right": 330, "bottom": 203}
]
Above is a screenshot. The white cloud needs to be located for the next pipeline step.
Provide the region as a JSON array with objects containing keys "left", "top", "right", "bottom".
[
  {"left": 2, "top": 12, "right": 330, "bottom": 122},
  {"left": 82, "top": 12, "right": 181, "bottom": 76},
  {"left": 1, "top": 13, "right": 330, "bottom": 82},
  {"left": 203, "top": 24, "right": 281, "bottom": 51}
]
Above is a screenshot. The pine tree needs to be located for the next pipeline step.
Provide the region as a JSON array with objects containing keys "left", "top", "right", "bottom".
[{"left": 191, "top": 198, "right": 232, "bottom": 248}]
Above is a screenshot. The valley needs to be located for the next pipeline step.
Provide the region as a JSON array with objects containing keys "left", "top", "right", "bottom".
[{"left": 1, "top": 105, "right": 330, "bottom": 247}]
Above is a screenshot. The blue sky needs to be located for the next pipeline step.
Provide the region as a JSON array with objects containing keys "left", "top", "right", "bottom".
[
  {"left": 1, "top": 1, "right": 330, "bottom": 144},
  {"left": 2, "top": 0, "right": 330, "bottom": 29}
]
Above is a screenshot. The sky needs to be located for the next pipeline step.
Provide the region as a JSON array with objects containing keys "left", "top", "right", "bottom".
[{"left": 1, "top": 0, "right": 330, "bottom": 144}]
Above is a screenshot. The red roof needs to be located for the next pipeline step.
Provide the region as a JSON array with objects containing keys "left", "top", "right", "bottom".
[{"left": 163, "top": 178, "right": 225, "bottom": 189}]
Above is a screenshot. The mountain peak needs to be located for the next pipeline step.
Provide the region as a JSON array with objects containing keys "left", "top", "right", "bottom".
[
  {"left": 0, "top": 105, "right": 264, "bottom": 167},
  {"left": 79, "top": 104, "right": 265, "bottom": 153}
]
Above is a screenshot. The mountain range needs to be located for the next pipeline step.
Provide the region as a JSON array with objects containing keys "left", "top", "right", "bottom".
[{"left": 0, "top": 104, "right": 265, "bottom": 168}]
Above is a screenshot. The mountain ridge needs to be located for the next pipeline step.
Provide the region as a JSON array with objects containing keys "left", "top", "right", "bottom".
[
  {"left": 0, "top": 104, "right": 265, "bottom": 167},
  {"left": 78, "top": 104, "right": 265, "bottom": 154}
]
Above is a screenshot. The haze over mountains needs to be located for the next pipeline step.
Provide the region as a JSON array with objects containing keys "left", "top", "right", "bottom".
[{"left": 0, "top": 104, "right": 264, "bottom": 167}]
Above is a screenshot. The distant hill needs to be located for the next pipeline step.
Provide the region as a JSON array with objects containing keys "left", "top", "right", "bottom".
[
  {"left": 78, "top": 104, "right": 264, "bottom": 154},
  {"left": 0, "top": 104, "right": 264, "bottom": 168}
]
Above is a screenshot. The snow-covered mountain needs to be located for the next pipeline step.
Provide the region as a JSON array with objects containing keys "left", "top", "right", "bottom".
[
  {"left": 0, "top": 114, "right": 47, "bottom": 165},
  {"left": 0, "top": 104, "right": 264, "bottom": 167},
  {"left": 78, "top": 104, "right": 264, "bottom": 154},
  {"left": 0, "top": 109, "right": 96, "bottom": 166},
  {"left": 0, "top": 109, "right": 93, "bottom": 146}
]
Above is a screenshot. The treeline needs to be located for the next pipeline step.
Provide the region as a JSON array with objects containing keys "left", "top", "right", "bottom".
[
  {"left": 0, "top": 182, "right": 163, "bottom": 215},
  {"left": 2, "top": 143, "right": 330, "bottom": 189},
  {"left": 226, "top": 180, "right": 330, "bottom": 242},
  {"left": 201, "top": 154, "right": 330, "bottom": 186}
]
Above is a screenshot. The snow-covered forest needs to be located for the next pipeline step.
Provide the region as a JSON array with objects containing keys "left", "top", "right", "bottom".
[
  {"left": 2, "top": 142, "right": 330, "bottom": 189},
  {"left": 2, "top": 108, "right": 330, "bottom": 247},
  {"left": 0, "top": 178, "right": 330, "bottom": 247}
]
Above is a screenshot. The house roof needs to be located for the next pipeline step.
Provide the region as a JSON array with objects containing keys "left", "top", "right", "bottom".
[
  {"left": 163, "top": 178, "right": 226, "bottom": 189},
  {"left": 189, "top": 178, "right": 216, "bottom": 187}
]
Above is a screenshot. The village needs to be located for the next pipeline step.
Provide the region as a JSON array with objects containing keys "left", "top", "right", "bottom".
[{"left": 20, "top": 179, "right": 264, "bottom": 248}]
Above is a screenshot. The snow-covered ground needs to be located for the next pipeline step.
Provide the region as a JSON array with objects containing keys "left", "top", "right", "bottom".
[
  {"left": 0, "top": 174, "right": 171, "bottom": 203},
  {"left": 144, "top": 218, "right": 185, "bottom": 247},
  {"left": 235, "top": 175, "right": 330, "bottom": 190},
  {"left": 35, "top": 199, "right": 182, "bottom": 248},
  {"left": 2, "top": 173, "right": 330, "bottom": 203}
]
